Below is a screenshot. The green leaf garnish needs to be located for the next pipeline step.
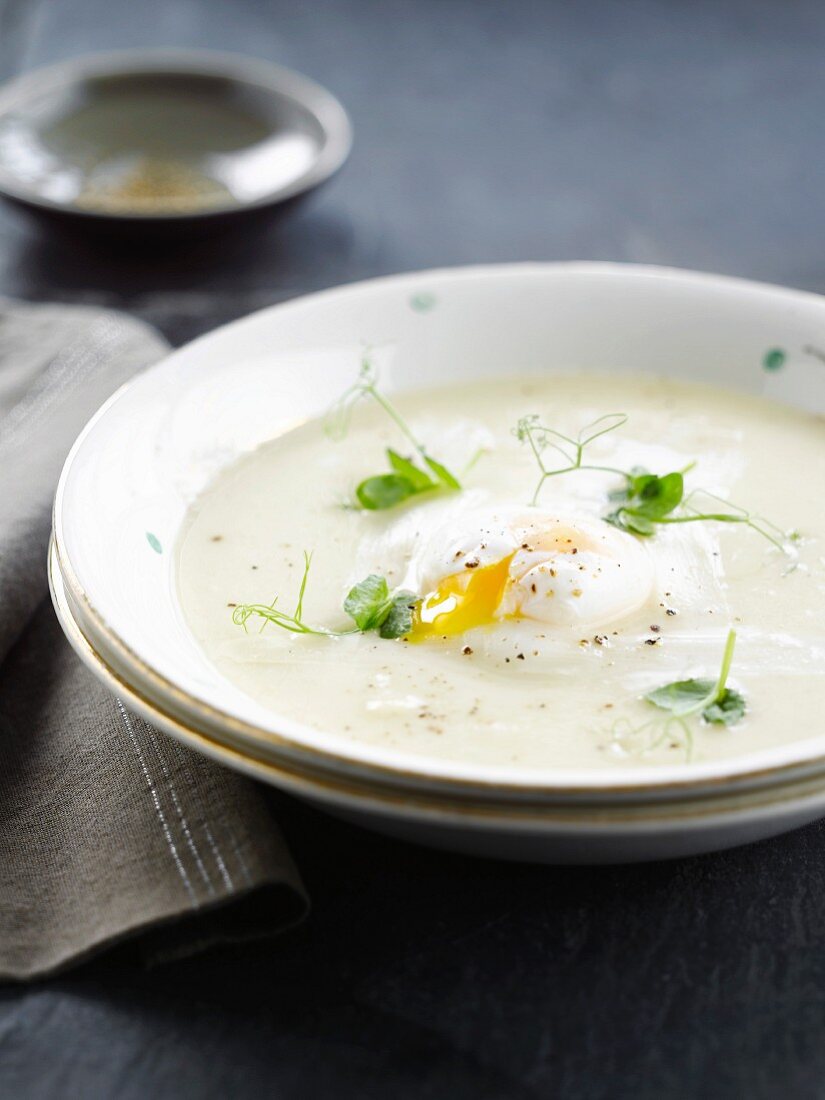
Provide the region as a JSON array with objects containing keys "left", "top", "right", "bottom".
[
  {"left": 327, "top": 357, "right": 462, "bottom": 510},
  {"left": 605, "top": 471, "right": 685, "bottom": 533},
  {"left": 645, "top": 680, "right": 745, "bottom": 726},
  {"left": 356, "top": 472, "right": 418, "bottom": 510},
  {"left": 629, "top": 471, "right": 685, "bottom": 518},
  {"left": 378, "top": 591, "right": 419, "bottom": 639},
  {"left": 645, "top": 628, "right": 745, "bottom": 727},
  {"left": 343, "top": 573, "right": 391, "bottom": 629},
  {"left": 233, "top": 554, "right": 420, "bottom": 640},
  {"left": 703, "top": 689, "right": 746, "bottom": 726},
  {"left": 516, "top": 413, "right": 795, "bottom": 555},
  {"left": 645, "top": 679, "right": 717, "bottom": 712},
  {"left": 610, "top": 627, "right": 745, "bottom": 763},
  {"left": 343, "top": 575, "right": 420, "bottom": 637},
  {"left": 424, "top": 454, "right": 461, "bottom": 489},
  {"left": 387, "top": 449, "right": 434, "bottom": 491}
]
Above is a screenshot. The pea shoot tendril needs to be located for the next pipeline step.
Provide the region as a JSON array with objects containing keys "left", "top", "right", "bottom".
[
  {"left": 611, "top": 628, "right": 745, "bottom": 761},
  {"left": 326, "top": 357, "right": 462, "bottom": 510},
  {"left": 232, "top": 552, "right": 419, "bottom": 641},
  {"left": 514, "top": 413, "right": 797, "bottom": 555}
]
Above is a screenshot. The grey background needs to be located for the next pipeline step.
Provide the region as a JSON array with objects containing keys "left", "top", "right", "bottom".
[{"left": 2, "top": 1, "right": 825, "bottom": 1097}]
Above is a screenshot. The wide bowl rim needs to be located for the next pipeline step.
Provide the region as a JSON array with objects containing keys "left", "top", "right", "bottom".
[
  {"left": 52, "top": 261, "right": 825, "bottom": 795},
  {"left": 0, "top": 46, "right": 353, "bottom": 221}
]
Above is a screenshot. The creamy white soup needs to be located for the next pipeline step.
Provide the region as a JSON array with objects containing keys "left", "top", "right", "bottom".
[{"left": 177, "top": 373, "right": 825, "bottom": 770}]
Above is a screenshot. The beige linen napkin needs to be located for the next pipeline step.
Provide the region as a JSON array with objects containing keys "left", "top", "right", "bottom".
[{"left": 0, "top": 299, "right": 307, "bottom": 981}]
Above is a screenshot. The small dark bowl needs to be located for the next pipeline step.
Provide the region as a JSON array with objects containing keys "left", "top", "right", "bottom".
[{"left": 0, "top": 48, "right": 352, "bottom": 239}]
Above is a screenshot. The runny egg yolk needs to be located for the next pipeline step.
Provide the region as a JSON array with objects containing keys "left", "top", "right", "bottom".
[{"left": 411, "top": 555, "right": 514, "bottom": 638}]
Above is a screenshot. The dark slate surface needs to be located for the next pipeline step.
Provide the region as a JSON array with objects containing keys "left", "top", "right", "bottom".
[{"left": 2, "top": 1, "right": 825, "bottom": 1096}]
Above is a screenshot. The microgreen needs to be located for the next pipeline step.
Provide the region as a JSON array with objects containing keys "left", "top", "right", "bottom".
[
  {"left": 515, "top": 413, "right": 795, "bottom": 554},
  {"left": 377, "top": 590, "right": 420, "bottom": 639},
  {"left": 610, "top": 628, "right": 745, "bottom": 762},
  {"left": 604, "top": 469, "right": 686, "bottom": 534},
  {"left": 343, "top": 574, "right": 419, "bottom": 638},
  {"left": 232, "top": 552, "right": 419, "bottom": 641},
  {"left": 606, "top": 481, "right": 790, "bottom": 552},
  {"left": 326, "top": 358, "right": 462, "bottom": 510},
  {"left": 645, "top": 628, "right": 745, "bottom": 727}
]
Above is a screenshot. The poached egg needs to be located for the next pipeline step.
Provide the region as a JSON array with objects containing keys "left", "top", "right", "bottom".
[{"left": 403, "top": 509, "right": 654, "bottom": 639}]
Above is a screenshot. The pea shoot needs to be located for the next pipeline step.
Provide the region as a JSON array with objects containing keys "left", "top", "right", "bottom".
[
  {"left": 611, "top": 628, "right": 745, "bottom": 762},
  {"left": 232, "top": 552, "right": 419, "bottom": 641},
  {"left": 326, "top": 358, "right": 461, "bottom": 510},
  {"left": 515, "top": 413, "right": 795, "bottom": 554},
  {"left": 645, "top": 628, "right": 745, "bottom": 727}
]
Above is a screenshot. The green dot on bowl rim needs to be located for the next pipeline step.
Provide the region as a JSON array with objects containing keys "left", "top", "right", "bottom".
[
  {"left": 410, "top": 292, "right": 436, "bottom": 312},
  {"left": 762, "top": 348, "right": 786, "bottom": 372}
]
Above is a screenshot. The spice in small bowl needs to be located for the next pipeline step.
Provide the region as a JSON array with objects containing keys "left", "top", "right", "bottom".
[{"left": 0, "top": 48, "right": 352, "bottom": 234}]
